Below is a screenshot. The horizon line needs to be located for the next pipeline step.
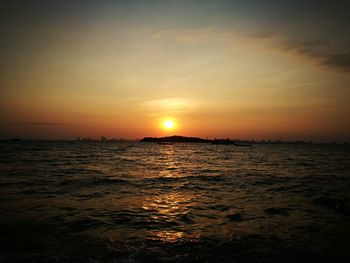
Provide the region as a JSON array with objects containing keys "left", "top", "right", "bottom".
[{"left": 1, "top": 135, "right": 349, "bottom": 144}]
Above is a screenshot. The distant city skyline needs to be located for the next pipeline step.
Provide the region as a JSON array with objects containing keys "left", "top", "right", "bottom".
[{"left": 1, "top": 1, "right": 350, "bottom": 142}]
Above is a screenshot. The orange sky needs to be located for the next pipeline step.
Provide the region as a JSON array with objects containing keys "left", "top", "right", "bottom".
[{"left": 1, "top": 1, "right": 350, "bottom": 141}]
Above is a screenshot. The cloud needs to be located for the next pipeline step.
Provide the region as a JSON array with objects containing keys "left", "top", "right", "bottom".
[
  {"left": 282, "top": 39, "right": 350, "bottom": 72},
  {"left": 248, "top": 33, "right": 350, "bottom": 73},
  {"left": 140, "top": 98, "right": 198, "bottom": 117},
  {"left": 321, "top": 54, "right": 350, "bottom": 72},
  {"left": 283, "top": 40, "right": 330, "bottom": 54},
  {"left": 211, "top": 29, "right": 350, "bottom": 73},
  {"left": 147, "top": 26, "right": 350, "bottom": 73},
  {"left": 143, "top": 98, "right": 193, "bottom": 110},
  {"left": 149, "top": 27, "right": 216, "bottom": 43},
  {"left": 0, "top": 122, "right": 70, "bottom": 126}
]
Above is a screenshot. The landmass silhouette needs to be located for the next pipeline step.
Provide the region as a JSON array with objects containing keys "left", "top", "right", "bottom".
[{"left": 140, "top": 135, "right": 252, "bottom": 146}]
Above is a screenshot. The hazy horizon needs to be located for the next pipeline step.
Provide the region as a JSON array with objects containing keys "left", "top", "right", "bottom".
[{"left": 1, "top": 134, "right": 347, "bottom": 144}]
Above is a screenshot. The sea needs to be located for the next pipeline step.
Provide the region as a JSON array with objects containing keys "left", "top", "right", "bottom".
[{"left": 0, "top": 141, "right": 349, "bottom": 262}]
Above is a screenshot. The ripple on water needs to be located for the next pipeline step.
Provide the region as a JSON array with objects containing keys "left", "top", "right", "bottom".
[{"left": 0, "top": 142, "right": 350, "bottom": 261}]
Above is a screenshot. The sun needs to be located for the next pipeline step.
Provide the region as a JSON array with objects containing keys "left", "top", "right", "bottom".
[{"left": 162, "top": 119, "right": 175, "bottom": 130}]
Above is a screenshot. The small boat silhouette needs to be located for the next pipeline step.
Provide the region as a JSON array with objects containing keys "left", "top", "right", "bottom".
[
  {"left": 211, "top": 139, "right": 252, "bottom": 146},
  {"left": 233, "top": 142, "right": 252, "bottom": 147}
]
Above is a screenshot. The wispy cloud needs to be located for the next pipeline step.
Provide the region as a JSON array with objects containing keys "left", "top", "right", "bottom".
[
  {"left": 282, "top": 39, "right": 350, "bottom": 72},
  {"left": 140, "top": 98, "right": 197, "bottom": 117},
  {"left": 143, "top": 98, "right": 193, "bottom": 109},
  {"left": 148, "top": 26, "right": 350, "bottom": 73},
  {"left": 0, "top": 122, "right": 70, "bottom": 126},
  {"left": 148, "top": 27, "right": 219, "bottom": 43},
  {"left": 244, "top": 32, "right": 350, "bottom": 73},
  {"left": 320, "top": 54, "right": 350, "bottom": 72}
]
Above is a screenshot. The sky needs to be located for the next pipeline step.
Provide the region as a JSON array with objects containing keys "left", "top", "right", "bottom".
[{"left": 1, "top": 0, "right": 350, "bottom": 141}]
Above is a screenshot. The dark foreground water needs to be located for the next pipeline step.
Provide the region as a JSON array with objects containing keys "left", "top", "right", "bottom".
[{"left": 0, "top": 141, "right": 349, "bottom": 262}]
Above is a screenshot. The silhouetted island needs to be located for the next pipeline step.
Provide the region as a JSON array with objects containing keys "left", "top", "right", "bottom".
[
  {"left": 140, "top": 135, "right": 210, "bottom": 143},
  {"left": 139, "top": 136, "right": 347, "bottom": 145},
  {"left": 140, "top": 136, "right": 252, "bottom": 146}
]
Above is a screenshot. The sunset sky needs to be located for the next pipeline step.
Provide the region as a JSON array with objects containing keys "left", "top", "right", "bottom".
[{"left": 1, "top": 0, "right": 350, "bottom": 141}]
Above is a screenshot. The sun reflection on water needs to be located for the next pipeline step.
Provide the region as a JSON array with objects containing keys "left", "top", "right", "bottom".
[
  {"left": 142, "top": 192, "right": 191, "bottom": 242},
  {"left": 156, "top": 144, "right": 179, "bottom": 178},
  {"left": 142, "top": 192, "right": 191, "bottom": 217},
  {"left": 141, "top": 144, "right": 197, "bottom": 242},
  {"left": 151, "top": 230, "right": 184, "bottom": 242}
]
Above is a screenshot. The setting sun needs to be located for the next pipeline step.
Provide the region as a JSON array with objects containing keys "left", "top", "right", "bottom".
[{"left": 163, "top": 120, "right": 175, "bottom": 130}]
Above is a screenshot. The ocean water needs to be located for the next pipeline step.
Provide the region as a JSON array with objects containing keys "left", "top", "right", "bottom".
[{"left": 0, "top": 141, "right": 349, "bottom": 262}]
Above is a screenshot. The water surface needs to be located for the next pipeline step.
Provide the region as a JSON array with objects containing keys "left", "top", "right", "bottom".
[{"left": 0, "top": 142, "right": 349, "bottom": 262}]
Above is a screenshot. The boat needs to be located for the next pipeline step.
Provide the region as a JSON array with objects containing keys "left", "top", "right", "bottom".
[
  {"left": 233, "top": 142, "right": 252, "bottom": 147},
  {"left": 211, "top": 139, "right": 252, "bottom": 146},
  {"left": 211, "top": 140, "right": 235, "bottom": 145}
]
